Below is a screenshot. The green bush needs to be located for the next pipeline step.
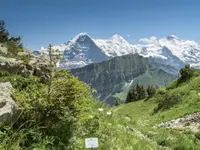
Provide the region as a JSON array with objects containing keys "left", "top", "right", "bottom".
[
  {"left": 0, "top": 71, "right": 10, "bottom": 77},
  {"left": 178, "top": 64, "right": 194, "bottom": 84},
  {"left": 147, "top": 85, "right": 156, "bottom": 98},
  {"left": 195, "top": 132, "right": 200, "bottom": 140},
  {"left": 0, "top": 70, "right": 95, "bottom": 149},
  {"left": 154, "top": 93, "right": 180, "bottom": 112},
  {"left": 157, "top": 139, "right": 169, "bottom": 147}
]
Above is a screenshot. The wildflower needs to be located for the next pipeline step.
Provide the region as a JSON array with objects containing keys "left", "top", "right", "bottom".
[
  {"left": 106, "top": 111, "right": 112, "bottom": 115},
  {"left": 88, "top": 114, "right": 93, "bottom": 119},
  {"left": 98, "top": 108, "right": 104, "bottom": 111}
]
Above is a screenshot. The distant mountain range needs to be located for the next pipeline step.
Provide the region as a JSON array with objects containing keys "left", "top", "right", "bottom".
[
  {"left": 39, "top": 33, "right": 200, "bottom": 69},
  {"left": 38, "top": 33, "right": 200, "bottom": 105}
]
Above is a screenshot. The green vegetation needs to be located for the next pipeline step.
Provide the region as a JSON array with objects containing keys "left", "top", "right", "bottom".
[
  {"left": 113, "top": 68, "right": 200, "bottom": 150},
  {"left": 71, "top": 54, "right": 176, "bottom": 105},
  {"left": 0, "top": 71, "right": 96, "bottom": 149},
  {"left": 147, "top": 85, "right": 156, "bottom": 98},
  {"left": 179, "top": 64, "right": 194, "bottom": 83},
  {"left": 0, "top": 20, "right": 23, "bottom": 55},
  {"left": 1, "top": 66, "right": 200, "bottom": 149},
  {"left": 126, "top": 84, "right": 156, "bottom": 103}
]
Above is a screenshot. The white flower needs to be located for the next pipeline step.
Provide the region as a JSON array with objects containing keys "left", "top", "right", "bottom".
[
  {"left": 106, "top": 111, "right": 112, "bottom": 115},
  {"left": 198, "top": 93, "right": 200, "bottom": 96},
  {"left": 98, "top": 108, "right": 104, "bottom": 112}
]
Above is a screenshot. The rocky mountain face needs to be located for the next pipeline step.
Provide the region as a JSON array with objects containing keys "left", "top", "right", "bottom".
[
  {"left": 40, "top": 33, "right": 109, "bottom": 69},
  {"left": 71, "top": 54, "right": 177, "bottom": 105},
  {"left": 39, "top": 33, "right": 200, "bottom": 69}
]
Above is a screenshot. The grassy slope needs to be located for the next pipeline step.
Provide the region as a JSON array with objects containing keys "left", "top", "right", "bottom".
[{"left": 111, "top": 70, "right": 200, "bottom": 150}]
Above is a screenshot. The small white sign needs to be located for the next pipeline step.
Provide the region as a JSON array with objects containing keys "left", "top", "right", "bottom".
[{"left": 85, "top": 138, "right": 98, "bottom": 148}]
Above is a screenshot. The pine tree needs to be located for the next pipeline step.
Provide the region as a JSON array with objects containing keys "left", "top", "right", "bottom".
[
  {"left": 136, "top": 84, "right": 146, "bottom": 100},
  {"left": 131, "top": 88, "right": 137, "bottom": 101},
  {"left": 147, "top": 85, "right": 156, "bottom": 98},
  {"left": 126, "top": 91, "right": 133, "bottom": 103},
  {"left": 140, "top": 85, "right": 146, "bottom": 99},
  {"left": 0, "top": 20, "right": 9, "bottom": 43},
  {"left": 136, "top": 84, "right": 141, "bottom": 99}
]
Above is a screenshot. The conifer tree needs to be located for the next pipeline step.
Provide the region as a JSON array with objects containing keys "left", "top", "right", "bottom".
[
  {"left": 136, "top": 84, "right": 141, "bottom": 99},
  {"left": 131, "top": 88, "right": 137, "bottom": 101},
  {"left": 0, "top": 20, "right": 9, "bottom": 43},
  {"left": 126, "top": 90, "right": 133, "bottom": 103},
  {"left": 140, "top": 85, "right": 146, "bottom": 99},
  {"left": 147, "top": 85, "right": 156, "bottom": 98}
]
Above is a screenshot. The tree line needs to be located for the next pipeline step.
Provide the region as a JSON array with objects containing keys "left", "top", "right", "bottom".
[{"left": 126, "top": 84, "right": 156, "bottom": 103}]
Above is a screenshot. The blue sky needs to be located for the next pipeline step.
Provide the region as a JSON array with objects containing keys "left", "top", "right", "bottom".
[{"left": 1, "top": 0, "right": 200, "bottom": 50}]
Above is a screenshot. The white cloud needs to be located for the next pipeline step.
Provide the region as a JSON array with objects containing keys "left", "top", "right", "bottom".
[
  {"left": 127, "top": 34, "right": 131, "bottom": 38},
  {"left": 140, "top": 36, "right": 158, "bottom": 44}
]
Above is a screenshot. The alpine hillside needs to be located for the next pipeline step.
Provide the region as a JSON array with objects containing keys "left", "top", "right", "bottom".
[{"left": 70, "top": 54, "right": 177, "bottom": 105}]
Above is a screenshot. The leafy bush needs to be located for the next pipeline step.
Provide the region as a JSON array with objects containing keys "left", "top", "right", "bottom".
[
  {"left": 157, "top": 139, "right": 169, "bottom": 147},
  {"left": 195, "top": 132, "right": 200, "bottom": 140},
  {"left": 156, "top": 88, "right": 166, "bottom": 95},
  {"left": 0, "top": 70, "right": 95, "bottom": 149},
  {"left": 178, "top": 64, "right": 194, "bottom": 84},
  {"left": 0, "top": 71, "right": 10, "bottom": 77},
  {"left": 154, "top": 93, "right": 180, "bottom": 112},
  {"left": 147, "top": 85, "right": 156, "bottom": 98}
]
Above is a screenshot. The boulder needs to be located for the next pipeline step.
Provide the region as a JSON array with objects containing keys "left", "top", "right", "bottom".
[
  {"left": 0, "top": 82, "right": 18, "bottom": 122},
  {"left": 0, "top": 56, "right": 23, "bottom": 74}
]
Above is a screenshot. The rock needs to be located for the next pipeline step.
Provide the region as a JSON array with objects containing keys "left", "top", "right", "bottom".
[
  {"left": 0, "top": 82, "right": 18, "bottom": 122},
  {"left": 0, "top": 44, "right": 8, "bottom": 56},
  {"left": 17, "top": 51, "right": 32, "bottom": 57},
  {"left": 0, "top": 55, "right": 55, "bottom": 83},
  {"left": 156, "top": 112, "right": 200, "bottom": 132},
  {"left": 0, "top": 56, "right": 23, "bottom": 73}
]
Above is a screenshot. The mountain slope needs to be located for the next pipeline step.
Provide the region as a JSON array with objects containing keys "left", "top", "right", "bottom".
[
  {"left": 70, "top": 54, "right": 177, "bottom": 105},
  {"left": 113, "top": 69, "right": 200, "bottom": 150}
]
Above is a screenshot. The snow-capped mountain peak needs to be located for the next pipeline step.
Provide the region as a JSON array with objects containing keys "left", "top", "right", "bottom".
[
  {"left": 110, "top": 34, "right": 126, "bottom": 42},
  {"left": 94, "top": 34, "right": 136, "bottom": 57},
  {"left": 39, "top": 33, "right": 200, "bottom": 69},
  {"left": 166, "top": 35, "right": 179, "bottom": 40},
  {"left": 71, "top": 32, "right": 92, "bottom": 43}
]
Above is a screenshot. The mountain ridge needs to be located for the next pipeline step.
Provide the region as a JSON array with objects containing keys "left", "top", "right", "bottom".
[
  {"left": 70, "top": 53, "right": 177, "bottom": 105},
  {"left": 39, "top": 33, "right": 200, "bottom": 69}
]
